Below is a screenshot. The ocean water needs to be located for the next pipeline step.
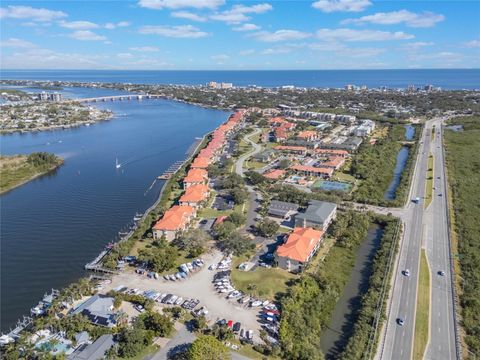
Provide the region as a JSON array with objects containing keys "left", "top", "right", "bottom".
[
  {"left": 1, "top": 69, "right": 479, "bottom": 89},
  {"left": 0, "top": 89, "right": 229, "bottom": 331}
]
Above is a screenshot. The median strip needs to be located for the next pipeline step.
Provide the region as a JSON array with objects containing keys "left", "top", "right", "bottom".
[
  {"left": 413, "top": 249, "right": 431, "bottom": 360},
  {"left": 425, "top": 153, "right": 434, "bottom": 208}
]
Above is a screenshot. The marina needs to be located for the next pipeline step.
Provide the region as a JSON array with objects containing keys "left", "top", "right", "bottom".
[{"left": 0, "top": 94, "right": 229, "bottom": 331}]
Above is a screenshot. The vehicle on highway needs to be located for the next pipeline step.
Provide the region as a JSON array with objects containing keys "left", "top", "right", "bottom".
[
  {"left": 413, "top": 197, "right": 421, "bottom": 204},
  {"left": 397, "top": 318, "right": 404, "bottom": 326},
  {"left": 438, "top": 193, "right": 443, "bottom": 197},
  {"left": 403, "top": 269, "right": 410, "bottom": 276},
  {"left": 438, "top": 270, "right": 445, "bottom": 276}
]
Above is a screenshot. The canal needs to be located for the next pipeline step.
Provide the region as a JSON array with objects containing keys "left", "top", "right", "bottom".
[
  {"left": 0, "top": 89, "right": 229, "bottom": 330},
  {"left": 383, "top": 124, "right": 415, "bottom": 200},
  {"left": 320, "top": 224, "right": 384, "bottom": 358}
]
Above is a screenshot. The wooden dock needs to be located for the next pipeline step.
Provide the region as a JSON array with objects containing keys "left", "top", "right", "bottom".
[{"left": 157, "top": 160, "right": 184, "bottom": 180}]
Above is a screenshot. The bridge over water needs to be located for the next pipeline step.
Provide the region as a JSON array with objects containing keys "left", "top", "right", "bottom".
[{"left": 69, "top": 94, "right": 164, "bottom": 103}]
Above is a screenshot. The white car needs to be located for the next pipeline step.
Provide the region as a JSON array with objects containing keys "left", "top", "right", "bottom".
[
  {"left": 403, "top": 269, "right": 410, "bottom": 276},
  {"left": 208, "top": 264, "right": 217, "bottom": 270}
]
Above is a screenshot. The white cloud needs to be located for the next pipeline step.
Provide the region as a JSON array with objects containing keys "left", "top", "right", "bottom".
[
  {"left": 139, "top": 25, "right": 209, "bottom": 38},
  {"left": 0, "top": 38, "right": 37, "bottom": 48},
  {"left": 409, "top": 51, "right": 464, "bottom": 64},
  {"left": 262, "top": 46, "right": 294, "bottom": 55},
  {"left": 210, "top": 3, "right": 272, "bottom": 24},
  {"left": 342, "top": 10, "right": 445, "bottom": 28},
  {"left": 104, "top": 21, "right": 131, "bottom": 29},
  {"left": 117, "top": 53, "right": 134, "bottom": 58},
  {"left": 129, "top": 46, "right": 160, "bottom": 52},
  {"left": 211, "top": 54, "right": 229, "bottom": 60},
  {"left": 171, "top": 11, "right": 207, "bottom": 22},
  {"left": 402, "top": 41, "right": 434, "bottom": 51},
  {"left": 464, "top": 38, "right": 480, "bottom": 48},
  {"left": 308, "top": 41, "right": 384, "bottom": 58},
  {"left": 233, "top": 23, "right": 260, "bottom": 31},
  {"left": 69, "top": 30, "right": 107, "bottom": 41},
  {"left": 239, "top": 49, "right": 255, "bottom": 55},
  {"left": 312, "top": 0, "right": 372, "bottom": 13},
  {"left": 138, "top": 0, "right": 224, "bottom": 10},
  {"left": 1, "top": 48, "right": 108, "bottom": 69},
  {"left": 251, "top": 30, "right": 311, "bottom": 42},
  {"left": 59, "top": 20, "right": 99, "bottom": 30},
  {"left": 316, "top": 28, "right": 414, "bottom": 41},
  {"left": 0, "top": 5, "right": 67, "bottom": 22}
]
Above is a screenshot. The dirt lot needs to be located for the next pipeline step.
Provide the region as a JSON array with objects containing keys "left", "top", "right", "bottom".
[{"left": 103, "top": 250, "right": 263, "bottom": 342}]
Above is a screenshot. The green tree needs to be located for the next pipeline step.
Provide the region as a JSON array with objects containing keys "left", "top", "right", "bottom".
[
  {"left": 229, "top": 188, "right": 248, "bottom": 205},
  {"left": 256, "top": 219, "right": 280, "bottom": 237},
  {"left": 217, "top": 231, "right": 255, "bottom": 256},
  {"left": 188, "top": 335, "right": 229, "bottom": 360},
  {"left": 226, "top": 212, "right": 246, "bottom": 227},
  {"left": 214, "top": 221, "right": 237, "bottom": 240},
  {"left": 141, "top": 311, "right": 174, "bottom": 337},
  {"left": 117, "top": 327, "right": 152, "bottom": 358}
]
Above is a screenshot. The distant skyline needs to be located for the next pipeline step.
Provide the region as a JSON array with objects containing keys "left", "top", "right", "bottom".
[{"left": 1, "top": 0, "right": 479, "bottom": 70}]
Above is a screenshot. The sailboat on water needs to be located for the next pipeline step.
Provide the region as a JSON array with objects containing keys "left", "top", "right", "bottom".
[{"left": 115, "top": 158, "right": 121, "bottom": 169}]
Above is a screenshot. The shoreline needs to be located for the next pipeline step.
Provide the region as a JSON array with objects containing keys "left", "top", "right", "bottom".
[{"left": 0, "top": 159, "right": 64, "bottom": 196}]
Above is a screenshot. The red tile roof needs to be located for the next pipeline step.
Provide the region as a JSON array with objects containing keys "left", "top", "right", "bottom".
[
  {"left": 276, "top": 227, "right": 324, "bottom": 262},
  {"left": 153, "top": 205, "right": 196, "bottom": 231},
  {"left": 184, "top": 168, "right": 208, "bottom": 183},
  {"left": 315, "top": 148, "right": 349, "bottom": 157},
  {"left": 274, "top": 145, "right": 308, "bottom": 152},
  {"left": 263, "top": 169, "right": 286, "bottom": 180},
  {"left": 290, "top": 165, "right": 334, "bottom": 176},
  {"left": 191, "top": 157, "right": 210, "bottom": 169},
  {"left": 179, "top": 184, "right": 209, "bottom": 203}
]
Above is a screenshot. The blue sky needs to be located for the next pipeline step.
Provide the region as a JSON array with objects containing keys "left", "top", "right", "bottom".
[{"left": 1, "top": 0, "right": 479, "bottom": 70}]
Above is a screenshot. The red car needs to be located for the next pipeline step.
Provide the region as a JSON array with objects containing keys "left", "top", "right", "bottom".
[{"left": 227, "top": 320, "right": 233, "bottom": 328}]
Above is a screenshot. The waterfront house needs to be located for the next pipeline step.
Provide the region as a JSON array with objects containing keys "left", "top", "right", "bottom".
[
  {"left": 294, "top": 200, "right": 337, "bottom": 230},
  {"left": 191, "top": 156, "right": 210, "bottom": 169},
  {"left": 68, "top": 334, "right": 114, "bottom": 360},
  {"left": 153, "top": 205, "right": 196, "bottom": 241},
  {"left": 71, "top": 294, "right": 118, "bottom": 328},
  {"left": 179, "top": 184, "right": 210, "bottom": 208},
  {"left": 276, "top": 227, "right": 324, "bottom": 272},
  {"left": 183, "top": 168, "right": 208, "bottom": 189},
  {"left": 289, "top": 165, "right": 334, "bottom": 178}
]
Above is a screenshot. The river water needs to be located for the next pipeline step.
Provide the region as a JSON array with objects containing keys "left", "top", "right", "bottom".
[
  {"left": 383, "top": 125, "right": 416, "bottom": 200},
  {"left": 0, "top": 90, "right": 229, "bottom": 330},
  {"left": 320, "top": 224, "right": 384, "bottom": 358}
]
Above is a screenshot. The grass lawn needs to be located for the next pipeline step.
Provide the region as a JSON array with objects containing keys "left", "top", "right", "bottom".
[
  {"left": 245, "top": 160, "right": 265, "bottom": 170},
  {"left": 231, "top": 256, "right": 297, "bottom": 300},
  {"left": 333, "top": 171, "right": 356, "bottom": 184},
  {"left": 121, "top": 344, "right": 160, "bottom": 360},
  {"left": 305, "top": 236, "right": 336, "bottom": 274},
  {"left": 425, "top": 153, "right": 434, "bottom": 209},
  {"left": 413, "top": 249, "right": 431, "bottom": 360}
]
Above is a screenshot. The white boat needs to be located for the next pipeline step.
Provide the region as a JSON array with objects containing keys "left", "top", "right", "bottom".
[{"left": 115, "top": 158, "right": 121, "bottom": 169}]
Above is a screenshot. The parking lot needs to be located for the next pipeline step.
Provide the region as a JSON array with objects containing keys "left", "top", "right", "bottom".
[{"left": 103, "top": 250, "right": 262, "bottom": 342}]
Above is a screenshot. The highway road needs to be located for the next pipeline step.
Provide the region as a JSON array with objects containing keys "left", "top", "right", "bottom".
[
  {"left": 377, "top": 118, "right": 458, "bottom": 360},
  {"left": 424, "top": 121, "right": 457, "bottom": 360}
]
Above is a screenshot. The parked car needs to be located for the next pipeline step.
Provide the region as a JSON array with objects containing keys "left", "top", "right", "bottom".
[
  {"left": 175, "top": 297, "right": 184, "bottom": 306},
  {"left": 233, "top": 322, "right": 241, "bottom": 332},
  {"left": 134, "top": 304, "right": 145, "bottom": 313}
]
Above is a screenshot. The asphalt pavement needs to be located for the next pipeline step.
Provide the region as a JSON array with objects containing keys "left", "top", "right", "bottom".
[{"left": 377, "top": 118, "right": 459, "bottom": 360}]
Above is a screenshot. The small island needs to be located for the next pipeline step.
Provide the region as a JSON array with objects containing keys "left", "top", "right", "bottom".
[{"left": 0, "top": 152, "right": 64, "bottom": 194}]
